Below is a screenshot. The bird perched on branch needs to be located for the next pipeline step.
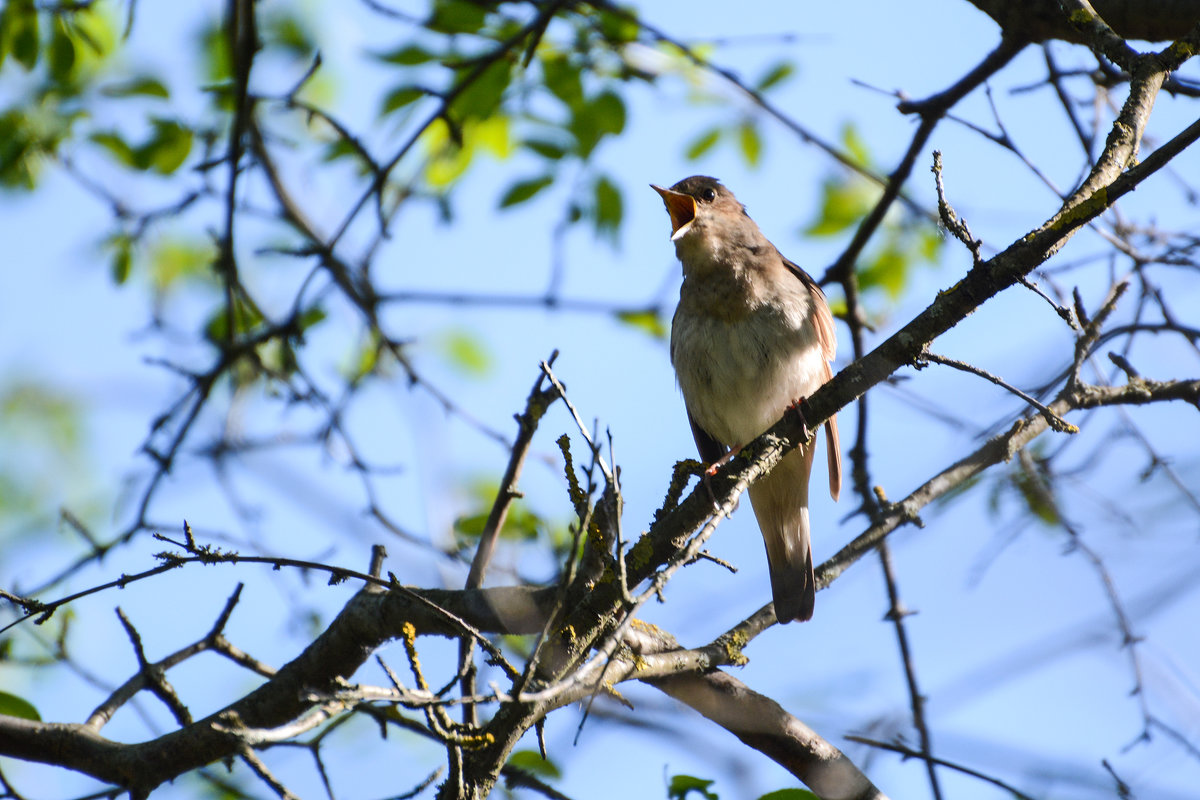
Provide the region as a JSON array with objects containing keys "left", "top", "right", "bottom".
[{"left": 652, "top": 176, "right": 841, "bottom": 623}]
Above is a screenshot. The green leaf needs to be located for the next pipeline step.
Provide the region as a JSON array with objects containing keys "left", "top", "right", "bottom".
[
  {"left": 297, "top": 306, "right": 326, "bottom": 332},
  {"left": 0, "top": 691, "right": 40, "bottom": 721},
  {"left": 451, "top": 58, "right": 512, "bottom": 120},
  {"left": 571, "top": 90, "right": 626, "bottom": 158},
  {"left": 804, "top": 176, "right": 877, "bottom": 237},
  {"left": 90, "top": 131, "right": 137, "bottom": 168},
  {"left": 615, "top": 309, "right": 666, "bottom": 339},
  {"left": 590, "top": 90, "right": 626, "bottom": 136},
  {"left": 756, "top": 790, "right": 817, "bottom": 800},
  {"left": 541, "top": 53, "right": 583, "bottom": 106},
  {"left": 204, "top": 301, "right": 266, "bottom": 344},
  {"left": 48, "top": 20, "right": 77, "bottom": 83},
  {"left": 507, "top": 750, "right": 561, "bottom": 779},
  {"left": 471, "top": 115, "right": 511, "bottom": 157},
  {"left": 685, "top": 127, "right": 721, "bottom": 161},
  {"left": 593, "top": 174, "right": 622, "bottom": 242},
  {"left": 264, "top": 10, "right": 313, "bottom": 55},
  {"left": 428, "top": 0, "right": 488, "bottom": 35},
  {"left": 738, "top": 120, "right": 762, "bottom": 167},
  {"left": 381, "top": 85, "right": 426, "bottom": 115},
  {"left": 148, "top": 237, "right": 214, "bottom": 291},
  {"left": 499, "top": 175, "right": 554, "bottom": 208},
  {"left": 597, "top": 8, "right": 640, "bottom": 43},
  {"left": 841, "top": 121, "right": 871, "bottom": 167},
  {"left": 109, "top": 235, "right": 133, "bottom": 285},
  {"left": 755, "top": 61, "right": 795, "bottom": 93},
  {"left": 858, "top": 243, "right": 908, "bottom": 299},
  {"left": 668, "top": 774, "right": 718, "bottom": 800},
  {"left": 101, "top": 76, "right": 170, "bottom": 98},
  {"left": 523, "top": 138, "right": 567, "bottom": 160},
  {"left": 439, "top": 329, "right": 490, "bottom": 376},
  {"left": 139, "top": 119, "right": 193, "bottom": 174},
  {"left": 375, "top": 44, "right": 437, "bottom": 65},
  {"left": 9, "top": 0, "right": 39, "bottom": 71}
]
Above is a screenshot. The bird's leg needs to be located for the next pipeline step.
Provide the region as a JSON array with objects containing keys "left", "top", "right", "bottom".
[
  {"left": 702, "top": 446, "right": 742, "bottom": 510},
  {"left": 786, "top": 398, "right": 813, "bottom": 443}
]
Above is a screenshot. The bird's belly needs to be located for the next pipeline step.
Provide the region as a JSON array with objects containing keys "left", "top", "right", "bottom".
[{"left": 672, "top": 312, "right": 826, "bottom": 447}]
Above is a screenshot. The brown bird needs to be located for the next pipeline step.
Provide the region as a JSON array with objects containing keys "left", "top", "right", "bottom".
[{"left": 652, "top": 176, "right": 841, "bottom": 623}]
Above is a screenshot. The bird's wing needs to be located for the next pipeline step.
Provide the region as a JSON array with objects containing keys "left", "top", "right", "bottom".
[
  {"left": 780, "top": 253, "right": 842, "bottom": 501},
  {"left": 688, "top": 411, "right": 729, "bottom": 464},
  {"left": 779, "top": 254, "right": 837, "bottom": 362}
]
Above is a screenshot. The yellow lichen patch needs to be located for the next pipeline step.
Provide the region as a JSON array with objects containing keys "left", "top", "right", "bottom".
[
  {"left": 400, "top": 621, "right": 429, "bottom": 691},
  {"left": 627, "top": 534, "right": 654, "bottom": 570},
  {"left": 719, "top": 630, "right": 750, "bottom": 666},
  {"left": 1051, "top": 188, "right": 1109, "bottom": 233},
  {"left": 630, "top": 618, "right": 665, "bottom": 636}
]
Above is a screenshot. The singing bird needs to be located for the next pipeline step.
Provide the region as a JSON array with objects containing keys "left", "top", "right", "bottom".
[{"left": 652, "top": 176, "right": 841, "bottom": 623}]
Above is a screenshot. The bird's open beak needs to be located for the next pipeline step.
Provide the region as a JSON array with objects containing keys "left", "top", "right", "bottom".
[{"left": 651, "top": 184, "right": 697, "bottom": 241}]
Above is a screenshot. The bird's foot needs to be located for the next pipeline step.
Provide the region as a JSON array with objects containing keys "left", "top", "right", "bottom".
[
  {"left": 702, "top": 446, "right": 742, "bottom": 510},
  {"left": 786, "top": 398, "right": 813, "bottom": 442}
]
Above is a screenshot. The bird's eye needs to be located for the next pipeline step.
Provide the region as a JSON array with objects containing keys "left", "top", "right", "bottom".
[{"left": 700, "top": 188, "right": 717, "bottom": 202}]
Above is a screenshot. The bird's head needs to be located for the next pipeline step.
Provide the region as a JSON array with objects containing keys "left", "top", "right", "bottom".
[{"left": 650, "top": 176, "right": 747, "bottom": 242}]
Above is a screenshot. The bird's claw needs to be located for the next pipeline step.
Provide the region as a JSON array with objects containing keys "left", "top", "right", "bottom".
[
  {"left": 787, "top": 398, "right": 813, "bottom": 442},
  {"left": 702, "top": 446, "right": 742, "bottom": 510}
]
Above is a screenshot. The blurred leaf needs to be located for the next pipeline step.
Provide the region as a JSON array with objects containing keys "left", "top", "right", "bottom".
[
  {"left": 858, "top": 243, "right": 908, "bottom": 299},
  {"left": 204, "top": 301, "right": 266, "bottom": 345},
  {"left": 198, "top": 21, "right": 231, "bottom": 83},
  {"left": 381, "top": 85, "right": 427, "bottom": 115},
  {"left": 541, "top": 53, "right": 583, "bottom": 106},
  {"left": 755, "top": 61, "right": 795, "bottom": 92},
  {"left": 507, "top": 750, "right": 561, "bottom": 779},
  {"left": 109, "top": 234, "right": 133, "bottom": 285},
  {"left": 48, "top": 19, "right": 76, "bottom": 83},
  {"left": 264, "top": 9, "right": 313, "bottom": 55},
  {"left": 472, "top": 114, "right": 511, "bottom": 158},
  {"left": 0, "top": 691, "right": 40, "bottom": 721},
  {"left": 139, "top": 119, "right": 193, "bottom": 174},
  {"left": 738, "top": 120, "right": 762, "bottom": 167},
  {"left": 297, "top": 306, "right": 326, "bottom": 332},
  {"left": 0, "top": 382, "right": 80, "bottom": 451},
  {"left": 804, "top": 176, "right": 877, "bottom": 237},
  {"left": 100, "top": 76, "right": 170, "bottom": 98},
  {"left": 523, "top": 138, "right": 567, "bottom": 160},
  {"left": 451, "top": 58, "right": 512, "bottom": 120},
  {"left": 685, "top": 127, "right": 721, "bottom": 160},
  {"left": 8, "top": 0, "right": 39, "bottom": 71},
  {"left": 454, "top": 477, "right": 550, "bottom": 542},
  {"left": 1014, "top": 463, "right": 1059, "bottom": 525},
  {"left": 757, "top": 791, "right": 817, "bottom": 800},
  {"left": 375, "top": 44, "right": 437, "bottom": 65},
  {"left": 841, "top": 121, "right": 871, "bottom": 167},
  {"left": 89, "top": 131, "right": 137, "bottom": 167},
  {"left": 428, "top": 0, "right": 488, "bottom": 35},
  {"left": 439, "top": 329, "right": 490, "bottom": 376},
  {"left": 571, "top": 90, "right": 625, "bottom": 158},
  {"left": 668, "top": 774, "right": 718, "bottom": 800},
  {"left": 148, "top": 237, "right": 214, "bottom": 292},
  {"left": 0, "top": 108, "right": 69, "bottom": 189},
  {"left": 615, "top": 309, "right": 666, "bottom": 339},
  {"left": 597, "top": 8, "right": 640, "bottom": 43},
  {"left": 593, "top": 174, "right": 622, "bottom": 242},
  {"left": 499, "top": 175, "right": 553, "bottom": 208}
]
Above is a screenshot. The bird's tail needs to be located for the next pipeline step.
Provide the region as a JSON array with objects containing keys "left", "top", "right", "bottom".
[{"left": 749, "top": 445, "right": 816, "bottom": 623}]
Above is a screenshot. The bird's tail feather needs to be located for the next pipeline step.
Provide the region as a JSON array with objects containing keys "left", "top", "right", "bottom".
[{"left": 749, "top": 445, "right": 816, "bottom": 623}]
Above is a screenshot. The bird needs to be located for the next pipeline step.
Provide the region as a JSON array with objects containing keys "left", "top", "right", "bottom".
[{"left": 652, "top": 176, "right": 841, "bottom": 623}]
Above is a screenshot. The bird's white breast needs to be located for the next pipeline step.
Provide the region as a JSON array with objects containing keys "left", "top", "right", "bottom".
[{"left": 671, "top": 278, "right": 826, "bottom": 447}]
